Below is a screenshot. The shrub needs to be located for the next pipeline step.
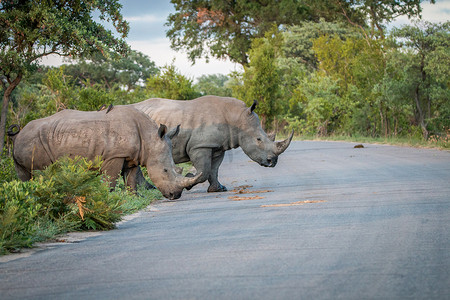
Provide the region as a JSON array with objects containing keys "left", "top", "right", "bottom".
[
  {"left": 0, "top": 180, "right": 40, "bottom": 254},
  {"left": 0, "top": 153, "right": 17, "bottom": 185},
  {"left": 1, "top": 156, "right": 162, "bottom": 255},
  {"left": 32, "top": 156, "right": 123, "bottom": 230}
]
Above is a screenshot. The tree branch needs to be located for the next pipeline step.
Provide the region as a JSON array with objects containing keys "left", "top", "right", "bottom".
[{"left": 337, "top": 1, "right": 371, "bottom": 46}]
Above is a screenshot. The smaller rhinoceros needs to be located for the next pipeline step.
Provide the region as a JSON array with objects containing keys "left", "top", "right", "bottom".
[
  {"left": 8, "top": 106, "right": 202, "bottom": 200},
  {"left": 130, "top": 96, "right": 294, "bottom": 192}
]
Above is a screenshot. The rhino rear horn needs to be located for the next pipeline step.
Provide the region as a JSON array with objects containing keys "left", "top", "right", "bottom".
[
  {"left": 158, "top": 124, "right": 167, "bottom": 139},
  {"left": 274, "top": 130, "right": 294, "bottom": 155},
  {"left": 267, "top": 132, "right": 276, "bottom": 142},
  {"left": 247, "top": 100, "right": 258, "bottom": 115}
]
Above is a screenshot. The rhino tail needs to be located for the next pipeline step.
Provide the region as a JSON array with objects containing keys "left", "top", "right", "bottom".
[{"left": 7, "top": 124, "right": 20, "bottom": 140}]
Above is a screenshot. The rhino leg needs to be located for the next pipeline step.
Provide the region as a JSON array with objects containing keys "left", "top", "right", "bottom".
[
  {"left": 123, "top": 166, "right": 155, "bottom": 191},
  {"left": 14, "top": 161, "right": 32, "bottom": 181},
  {"left": 185, "top": 148, "right": 211, "bottom": 190},
  {"left": 207, "top": 150, "right": 227, "bottom": 192},
  {"left": 122, "top": 166, "right": 139, "bottom": 192},
  {"left": 188, "top": 148, "right": 226, "bottom": 192},
  {"left": 102, "top": 158, "right": 126, "bottom": 190}
]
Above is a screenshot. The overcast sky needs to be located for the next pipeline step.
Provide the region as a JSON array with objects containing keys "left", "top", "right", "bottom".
[
  {"left": 43, "top": 0, "right": 450, "bottom": 80},
  {"left": 117, "top": 0, "right": 240, "bottom": 80}
]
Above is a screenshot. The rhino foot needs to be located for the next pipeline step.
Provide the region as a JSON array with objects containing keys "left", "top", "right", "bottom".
[{"left": 207, "top": 184, "right": 227, "bottom": 193}]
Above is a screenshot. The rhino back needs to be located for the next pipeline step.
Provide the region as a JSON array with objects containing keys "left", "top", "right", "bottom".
[
  {"left": 13, "top": 108, "right": 145, "bottom": 170},
  {"left": 132, "top": 96, "right": 245, "bottom": 161}
]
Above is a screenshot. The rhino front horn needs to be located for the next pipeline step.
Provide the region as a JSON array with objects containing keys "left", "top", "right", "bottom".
[
  {"left": 180, "top": 172, "right": 204, "bottom": 188},
  {"left": 274, "top": 130, "right": 294, "bottom": 155}
]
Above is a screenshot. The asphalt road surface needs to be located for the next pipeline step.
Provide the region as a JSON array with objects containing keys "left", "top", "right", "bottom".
[{"left": 1, "top": 141, "right": 450, "bottom": 300}]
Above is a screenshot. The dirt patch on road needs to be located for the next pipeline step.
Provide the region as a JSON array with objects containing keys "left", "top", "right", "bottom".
[
  {"left": 229, "top": 185, "right": 273, "bottom": 201},
  {"left": 231, "top": 185, "right": 273, "bottom": 194},
  {"left": 261, "top": 200, "right": 326, "bottom": 208},
  {"left": 229, "top": 195, "right": 265, "bottom": 201}
]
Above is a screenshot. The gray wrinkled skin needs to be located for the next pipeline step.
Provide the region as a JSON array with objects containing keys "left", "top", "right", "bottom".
[
  {"left": 131, "top": 96, "right": 293, "bottom": 192},
  {"left": 10, "top": 106, "right": 201, "bottom": 200}
]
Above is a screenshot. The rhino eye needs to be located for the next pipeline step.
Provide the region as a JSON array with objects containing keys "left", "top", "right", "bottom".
[
  {"left": 164, "top": 168, "right": 168, "bottom": 173},
  {"left": 257, "top": 138, "right": 262, "bottom": 142}
]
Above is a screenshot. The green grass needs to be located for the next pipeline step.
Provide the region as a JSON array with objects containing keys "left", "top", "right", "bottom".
[{"left": 293, "top": 134, "right": 450, "bottom": 150}]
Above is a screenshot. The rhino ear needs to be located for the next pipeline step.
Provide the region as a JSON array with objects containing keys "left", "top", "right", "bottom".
[
  {"left": 247, "top": 100, "right": 258, "bottom": 115},
  {"left": 167, "top": 124, "right": 180, "bottom": 140},
  {"left": 158, "top": 124, "right": 167, "bottom": 139}
]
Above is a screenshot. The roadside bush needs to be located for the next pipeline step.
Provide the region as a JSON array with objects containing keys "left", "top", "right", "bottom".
[
  {"left": 32, "top": 156, "right": 123, "bottom": 230},
  {"left": 0, "top": 153, "right": 17, "bottom": 185},
  {"left": 0, "top": 180, "right": 40, "bottom": 254},
  {"left": 0, "top": 155, "right": 164, "bottom": 255}
]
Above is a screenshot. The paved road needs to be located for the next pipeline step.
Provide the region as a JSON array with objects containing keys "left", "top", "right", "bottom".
[{"left": 1, "top": 141, "right": 450, "bottom": 299}]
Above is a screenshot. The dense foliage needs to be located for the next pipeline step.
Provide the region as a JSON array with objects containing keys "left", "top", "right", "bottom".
[
  {"left": 0, "top": 156, "right": 160, "bottom": 254},
  {"left": 226, "top": 20, "right": 449, "bottom": 142}
]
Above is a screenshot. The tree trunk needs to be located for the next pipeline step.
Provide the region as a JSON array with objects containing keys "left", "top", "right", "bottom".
[
  {"left": 0, "top": 74, "right": 22, "bottom": 156},
  {"left": 414, "top": 84, "right": 428, "bottom": 140}
]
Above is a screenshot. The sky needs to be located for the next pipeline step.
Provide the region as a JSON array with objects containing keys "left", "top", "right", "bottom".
[{"left": 42, "top": 0, "right": 450, "bottom": 80}]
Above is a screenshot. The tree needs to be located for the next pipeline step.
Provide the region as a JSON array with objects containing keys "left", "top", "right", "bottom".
[
  {"left": 195, "top": 74, "right": 232, "bottom": 97},
  {"left": 146, "top": 63, "right": 199, "bottom": 100},
  {"left": 336, "top": 0, "right": 436, "bottom": 40},
  {"left": 390, "top": 21, "right": 450, "bottom": 139},
  {"left": 282, "top": 21, "right": 359, "bottom": 72},
  {"left": 289, "top": 73, "right": 343, "bottom": 136},
  {"left": 64, "top": 50, "right": 158, "bottom": 90},
  {"left": 166, "top": 0, "right": 360, "bottom": 66},
  {"left": 230, "top": 28, "right": 282, "bottom": 130},
  {"left": 0, "top": 0, "right": 129, "bottom": 153},
  {"left": 312, "top": 32, "right": 390, "bottom": 136}
]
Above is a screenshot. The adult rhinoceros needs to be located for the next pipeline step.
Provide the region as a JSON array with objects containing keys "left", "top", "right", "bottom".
[
  {"left": 130, "top": 95, "right": 293, "bottom": 192},
  {"left": 8, "top": 106, "right": 202, "bottom": 200}
]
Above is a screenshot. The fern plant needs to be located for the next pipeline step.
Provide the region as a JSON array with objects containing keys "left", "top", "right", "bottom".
[
  {"left": 33, "top": 156, "right": 122, "bottom": 230},
  {"left": 0, "top": 181, "right": 40, "bottom": 254}
]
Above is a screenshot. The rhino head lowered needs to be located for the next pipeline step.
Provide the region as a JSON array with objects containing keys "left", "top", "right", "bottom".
[
  {"left": 8, "top": 106, "right": 201, "bottom": 200},
  {"left": 131, "top": 95, "right": 293, "bottom": 192}
]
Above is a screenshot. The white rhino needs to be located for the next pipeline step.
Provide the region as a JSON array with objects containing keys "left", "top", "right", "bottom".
[
  {"left": 130, "top": 95, "right": 293, "bottom": 192},
  {"left": 8, "top": 106, "right": 202, "bottom": 200}
]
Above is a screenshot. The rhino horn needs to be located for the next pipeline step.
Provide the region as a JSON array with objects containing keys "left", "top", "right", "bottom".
[
  {"left": 247, "top": 100, "right": 258, "bottom": 115},
  {"left": 274, "top": 130, "right": 294, "bottom": 155},
  {"left": 180, "top": 172, "right": 203, "bottom": 188},
  {"left": 267, "top": 132, "right": 276, "bottom": 142},
  {"left": 158, "top": 124, "right": 167, "bottom": 138}
]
